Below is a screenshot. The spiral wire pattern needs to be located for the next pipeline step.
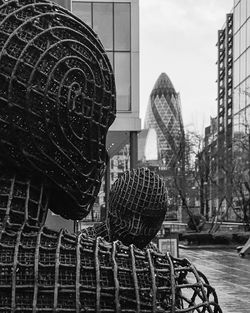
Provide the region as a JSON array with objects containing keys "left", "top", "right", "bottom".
[{"left": 0, "top": 0, "right": 116, "bottom": 219}]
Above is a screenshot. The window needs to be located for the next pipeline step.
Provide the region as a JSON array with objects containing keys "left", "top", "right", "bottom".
[
  {"left": 234, "top": 31, "right": 240, "bottom": 60},
  {"left": 247, "top": 19, "right": 250, "bottom": 54},
  {"left": 240, "top": 53, "right": 246, "bottom": 83},
  {"left": 234, "top": 2, "right": 240, "bottom": 32},
  {"left": 247, "top": 48, "right": 250, "bottom": 79},
  {"left": 93, "top": 3, "right": 113, "bottom": 50},
  {"left": 72, "top": 1, "right": 132, "bottom": 112},
  {"left": 246, "top": 77, "right": 250, "bottom": 106},
  {"left": 234, "top": 86, "right": 240, "bottom": 112},
  {"left": 114, "top": 3, "right": 131, "bottom": 51},
  {"left": 234, "top": 58, "right": 240, "bottom": 87},
  {"left": 246, "top": 105, "right": 250, "bottom": 125},
  {"left": 72, "top": 2, "right": 91, "bottom": 27},
  {"left": 239, "top": 81, "right": 246, "bottom": 110},
  {"left": 248, "top": 0, "right": 250, "bottom": 17},
  {"left": 240, "top": 23, "right": 247, "bottom": 53},
  {"left": 233, "top": 112, "right": 240, "bottom": 133},
  {"left": 240, "top": 0, "right": 247, "bottom": 25},
  {"left": 115, "top": 52, "right": 131, "bottom": 110}
]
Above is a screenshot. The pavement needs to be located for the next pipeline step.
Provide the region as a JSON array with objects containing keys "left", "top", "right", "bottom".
[{"left": 180, "top": 248, "right": 250, "bottom": 313}]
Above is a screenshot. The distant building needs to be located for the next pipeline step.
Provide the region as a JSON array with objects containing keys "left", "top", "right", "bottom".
[
  {"left": 233, "top": 0, "right": 250, "bottom": 133},
  {"left": 216, "top": 12, "right": 234, "bottom": 213},
  {"left": 202, "top": 0, "right": 250, "bottom": 221},
  {"left": 144, "top": 73, "right": 184, "bottom": 169}
]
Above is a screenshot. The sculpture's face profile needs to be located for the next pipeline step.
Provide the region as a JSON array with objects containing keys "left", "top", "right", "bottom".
[
  {"left": 108, "top": 168, "right": 168, "bottom": 249},
  {"left": 0, "top": 0, "right": 116, "bottom": 220}
]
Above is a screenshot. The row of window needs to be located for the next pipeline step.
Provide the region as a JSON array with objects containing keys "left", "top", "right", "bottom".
[
  {"left": 233, "top": 104, "right": 250, "bottom": 133},
  {"left": 234, "top": 76, "right": 250, "bottom": 112},
  {"left": 72, "top": 1, "right": 132, "bottom": 111},
  {"left": 72, "top": 2, "right": 131, "bottom": 51},
  {"left": 234, "top": 47, "right": 250, "bottom": 87},
  {"left": 234, "top": 0, "right": 250, "bottom": 33},
  {"left": 234, "top": 18, "right": 250, "bottom": 60}
]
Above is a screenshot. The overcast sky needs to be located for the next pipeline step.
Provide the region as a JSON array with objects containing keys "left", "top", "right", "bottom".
[{"left": 140, "top": 0, "right": 234, "bottom": 134}]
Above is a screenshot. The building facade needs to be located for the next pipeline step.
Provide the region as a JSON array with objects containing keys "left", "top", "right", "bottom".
[
  {"left": 232, "top": 0, "right": 250, "bottom": 222},
  {"left": 202, "top": 0, "right": 250, "bottom": 222},
  {"left": 144, "top": 72, "right": 184, "bottom": 169},
  {"left": 216, "top": 12, "right": 234, "bottom": 214},
  {"left": 233, "top": 0, "right": 250, "bottom": 133}
]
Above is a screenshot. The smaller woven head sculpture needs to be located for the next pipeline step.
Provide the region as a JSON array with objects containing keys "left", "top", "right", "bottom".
[
  {"left": 108, "top": 168, "right": 168, "bottom": 249},
  {"left": 0, "top": 0, "right": 116, "bottom": 220}
]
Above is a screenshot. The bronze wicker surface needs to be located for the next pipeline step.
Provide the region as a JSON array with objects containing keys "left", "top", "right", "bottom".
[
  {"left": 108, "top": 168, "right": 168, "bottom": 249},
  {"left": 0, "top": 225, "right": 222, "bottom": 313},
  {"left": 0, "top": 0, "right": 116, "bottom": 220}
]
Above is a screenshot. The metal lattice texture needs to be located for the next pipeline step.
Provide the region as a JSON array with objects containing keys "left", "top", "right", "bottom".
[
  {"left": 0, "top": 171, "right": 222, "bottom": 312},
  {"left": 0, "top": 226, "right": 173, "bottom": 312},
  {"left": 172, "top": 256, "right": 222, "bottom": 313},
  {"left": 0, "top": 168, "right": 49, "bottom": 230},
  {"left": 0, "top": 225, "right": 222, "bottom": 313},
  {"left": 0, "top": 0, "right": 116, "bottom": 220},
  {"left": 108, "top": 168, "right": 168, "bottom": 249}
]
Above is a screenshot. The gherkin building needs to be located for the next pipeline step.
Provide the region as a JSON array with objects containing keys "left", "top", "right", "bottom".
[{"left": 144, "top": 72, "right": 184, "bottom": 168}]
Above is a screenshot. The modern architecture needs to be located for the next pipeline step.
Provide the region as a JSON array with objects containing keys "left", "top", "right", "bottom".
[
  {"left": 203, "top": 0, "right": 250, "bottom": 221},
  {"left": 144, "top": 72, "right": 184, "bottom": 169},
  {"left": 233, "top": 0, "right": 250, "bottom": 133}
]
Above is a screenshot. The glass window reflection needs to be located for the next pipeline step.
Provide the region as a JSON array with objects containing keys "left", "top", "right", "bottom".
[
  {"left": 234, "top": 3, "right": 240, "bottom": 32},
  {"left": 234, "top": 32, "right": 240, "bottom": 60},
  {"left": 93, "top": 3, "right": 113, "bottom": 50},
  {"left": 240, "top": 53, "right": 246, "bottom": 83},
  {"left": 247, "top": 48, "right": 250, "bottom": 79},
  {"left": 114, "top": 3, "right": 131, "bottom": 51},
  {"left": 239, "top": 82, "right": 246, "bottom": 110},
  {"left": 246, "top": 77, "right": 250, "bottom": 106},
  {"left": 234, "top": 58, "right": 240, "bottom": 87},
  {"left": 247, "top": 19, "right": 250, "bottom": 51},
  {"left": 234, "top": 86, "right": 240, "bottom": 112},
  {"left": 248, "top": 0, "right": 250, "bottom": 17},
  {"left": 240, "top": 24, "right": 246, "bottom": 53},
  {"left": 240, "top": 0, "right": 247, "bottom": 25},
  {"left": 72, "top": 2, "right": 92, "bottom": 27},
  {"left": 115, "top": 52, "right": 131, "bottom": 111}
]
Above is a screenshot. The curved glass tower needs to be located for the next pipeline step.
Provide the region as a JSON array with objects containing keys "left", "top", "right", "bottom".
[{"left": 144, "top": 72, "right": 184, "bottom": 168}]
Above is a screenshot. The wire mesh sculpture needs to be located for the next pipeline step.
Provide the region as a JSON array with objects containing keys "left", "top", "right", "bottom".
[
  {"left": 0, "top": 0, "right": 116, "bottom": 220},
  {"left": 0, "top": 0, "right": 222, "bottom": 312},
  {"left": 84, "top": 168, "right": 168, "bottom": 249},
  {"left": 0, "top": 223, "right": 222, "bottom": 312},
  {"left": 82, "top": 169, "right": 223, "bottom": 312}
]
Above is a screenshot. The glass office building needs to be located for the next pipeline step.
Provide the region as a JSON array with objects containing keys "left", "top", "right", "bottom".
[{"left": 233, "top": 0, "right": 250, "bottom": 133}]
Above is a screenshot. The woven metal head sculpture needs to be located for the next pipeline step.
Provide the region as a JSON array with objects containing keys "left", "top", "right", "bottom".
[
  {"left": 108, "top": 168, "right": 168, "bottom": 249},
  {"left": 0, "top": 0, "right": 116, "bottom": 220}
]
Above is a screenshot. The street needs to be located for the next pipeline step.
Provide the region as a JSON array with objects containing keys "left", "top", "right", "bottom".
[{"left": 180, "top": 248, "right": 250, "bottom": 313}]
